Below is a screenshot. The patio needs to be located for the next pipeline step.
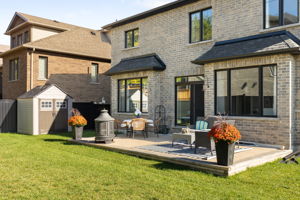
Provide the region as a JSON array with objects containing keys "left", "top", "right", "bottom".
[{"left": 70, "top": 133, "right": 292, "bottom": 176}]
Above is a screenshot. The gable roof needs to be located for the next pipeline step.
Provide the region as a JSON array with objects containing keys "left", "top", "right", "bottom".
[
  {"left": 6, "top": 12, "right": 79, "bottom": 34},
  {"left": 18, "top": 84, "right": 72, "bottom": 99},
  {"left": 23, "top": 27, "right": 111, "bottom": 60},
  {"left": 192, "top": 31, "right": 300, "bottom": 65},
  {"left": 102, "top": 0, "right": 198, "bottom": 29},
  {"left": 106, "top": 53, "right": 166, "bottom": 76},
  {"left": 0, "top": 45, "right": 9, "bottom": 67},
  {"left": 1, "top": 27, "right": 111, "bottom": 60}
]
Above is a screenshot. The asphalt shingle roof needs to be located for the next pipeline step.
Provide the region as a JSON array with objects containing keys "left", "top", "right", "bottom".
[
  {"left": 106, "top": 53, "right": 166, "bottom": 76},
  {"left": 192, "top": 31, "right": 300, "bottom": 65}
]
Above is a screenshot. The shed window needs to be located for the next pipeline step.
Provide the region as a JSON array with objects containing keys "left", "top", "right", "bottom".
[
  {"left": 56, "top": 101, "right": 67, "bottom": 109},
  {"left": 39, "top": 57, "right": 48, "bottom": 80},
  {"left": 40, "top": 100, "right": 53, "bottom": 111}
]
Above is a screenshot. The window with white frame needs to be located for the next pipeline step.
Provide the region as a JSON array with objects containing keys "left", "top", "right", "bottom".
[
  {"left": 39, "top": 57, "right": 48, "bottom": 80},
  {"left": 90, "top": 63, "right": 99, "bottom": 83},
  {"left": 40, "top": 100, "right": 53, "bottom": 111}
]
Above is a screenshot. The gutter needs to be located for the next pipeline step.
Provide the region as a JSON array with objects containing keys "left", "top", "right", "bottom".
[{"left": 30, "top": 48, "right": 35, "bottom": 90}]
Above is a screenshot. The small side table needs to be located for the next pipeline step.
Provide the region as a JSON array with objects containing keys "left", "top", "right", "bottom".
[{"left": 172, "top": 133, "right": 195, "bottom": 148}]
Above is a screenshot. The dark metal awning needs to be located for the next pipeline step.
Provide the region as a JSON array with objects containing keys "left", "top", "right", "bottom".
[
  {"left": 192, "top": 31, "right": 300, "bottom": 65},
  {"left": 106, "top": 53, "right": 166, "bottom": 76}
]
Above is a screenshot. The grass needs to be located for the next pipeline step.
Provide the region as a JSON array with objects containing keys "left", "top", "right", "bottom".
[{"left": 0, "top": 131, "right": 299, "bottom": 200}]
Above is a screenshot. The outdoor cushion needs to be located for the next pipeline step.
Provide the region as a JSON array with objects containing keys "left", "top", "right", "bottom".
[{"left": 195, "top": 121, "right": 208, "bottom": 130}]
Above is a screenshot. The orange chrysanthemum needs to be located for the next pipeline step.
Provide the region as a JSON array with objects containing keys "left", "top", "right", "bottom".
[
  {"left": 68, "top": 115, "right": 87, "bottom": 127},
  {"left": 208, "top": 122, "right": 241, "bottom": 144}
]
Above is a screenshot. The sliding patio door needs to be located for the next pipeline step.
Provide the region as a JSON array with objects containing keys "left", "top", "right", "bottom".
[{"left": 175, "top": 76, "right": 205, "bottom": 126}]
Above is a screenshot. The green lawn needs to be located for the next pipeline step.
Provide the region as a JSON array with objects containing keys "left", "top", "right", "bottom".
[{"left": 0, "top": 132, "right": 299, "bottom": 200}]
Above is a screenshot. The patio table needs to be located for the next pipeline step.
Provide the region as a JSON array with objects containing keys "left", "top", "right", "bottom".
[{"left": 121, "top": 119, "right": 154, "bottom": 137}]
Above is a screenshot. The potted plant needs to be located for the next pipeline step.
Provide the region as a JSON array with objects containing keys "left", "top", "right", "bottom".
[
  {"left": 134, "top": 108, "right": 142, "bottom": 118},
  {"left": 68, "top": 109, "right": 87, "bottom": 140},
  {"left": 208, "top": 116, "right": 241, "bottom": 166}
]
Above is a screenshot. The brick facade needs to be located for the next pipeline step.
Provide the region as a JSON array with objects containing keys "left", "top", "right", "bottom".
[
  {"left": 2, "top": 50, "right": 111, "bottom": 103},
  {"left": 109, "top": 0, "right": 300, "bottom": 149}
]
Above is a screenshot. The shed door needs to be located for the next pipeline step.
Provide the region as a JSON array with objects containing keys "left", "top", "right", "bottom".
[
  {"left": 53, "top": 100, "right": 68, "bottom": 132},
  {"left": 39, "top": 99, "right": 68, "bottom": 134},
  {"left": 39, "top": 99, "right": 54, "bottom": 134}
]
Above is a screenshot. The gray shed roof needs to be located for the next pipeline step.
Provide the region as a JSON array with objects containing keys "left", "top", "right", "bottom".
[
  {"left": 106, "top": 53, "right": 166, "bottom": 76},
  {"left": 192, "top": 31, "right": 300, "bottom": 65},
  {"left": 18, "top": 84, "right": 72, "bottom": 99}
]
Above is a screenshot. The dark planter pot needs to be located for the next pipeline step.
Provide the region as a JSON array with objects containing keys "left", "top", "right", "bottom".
[
  {"left": 215, "top": 140, "right": 235, "bottom": 166},
  {"left": 73, "top": 126, "right": 84, "bottom": 140}
]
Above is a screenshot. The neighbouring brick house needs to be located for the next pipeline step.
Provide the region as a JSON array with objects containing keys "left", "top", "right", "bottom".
[
  {"left": 0, "top": 45, "right": 10, "bottom": 98},
  {"left": 104, "top": 0, "right": 300, "bottom": 150},
  {"left": 0, "top": 12, "right": 111, "bottom": 104}
]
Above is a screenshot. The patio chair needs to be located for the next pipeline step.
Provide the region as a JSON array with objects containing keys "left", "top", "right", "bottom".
[
  {"left": 129, "top": 118, "right": 147, "bottom": 138},
  {"left": 172, "top": 120, "right": 208, "bottom": 148},
  {"left": 114, "top": 119, "right": 127, "bottom": 136},
  {"left": 194, "top": 118, "right": 236, "bottom": 155},
  {"left": 146, "top": 118, "right": 160, "bottom": 137}
]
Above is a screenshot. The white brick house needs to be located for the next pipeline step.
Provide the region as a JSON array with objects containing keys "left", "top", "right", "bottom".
[{"left": 103, "top": 0, "right": 300, "bottom": 150}]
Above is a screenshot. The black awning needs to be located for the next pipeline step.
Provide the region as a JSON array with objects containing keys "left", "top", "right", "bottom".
[
  {"left": 106, "top": 53, "right": 166, "bottom": 76},
  {"left": 192, "top": 31, "right": 300, "bottom": 65}
]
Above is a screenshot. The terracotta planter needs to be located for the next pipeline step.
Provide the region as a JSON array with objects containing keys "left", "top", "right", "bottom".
[
  {"left": 73, "top": 126, "right": 83, "bottom": 140},
  {"left": 215, "top": 140, "right": 235, "bottom": 166}
]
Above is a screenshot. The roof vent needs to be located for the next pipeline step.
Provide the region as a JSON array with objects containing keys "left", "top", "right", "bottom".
[
  {"left": 53, "top": 20, "right": 59, "bottom": 23},
  {"left": 90, "top": 31, "right": 96, "bottom": 35}
]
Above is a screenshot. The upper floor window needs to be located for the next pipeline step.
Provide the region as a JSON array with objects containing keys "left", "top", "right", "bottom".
[
  {"left": 90, "top": 63, "right": 99, "bottom": 83},
  {"left": 17, "top": 34, "right": 23, "bottom": 46},
  {"left": 23, "top": 31, "right": 29, "bottom": 43},
  {"left": 9, "top": 58, "right": 19, "bottom": 81},
  {"left": 264, "top": 0, "right": 299, "bottom": 29},
  {"left": 125, "top": 28, "right": 139, "bottom": 48},
  {"left": 11, "top": 37, "right": 15, "bottom": 48},
  {"left": 190, "top": 8, "right": 212, "bottom": 43},
  {"left": 38, "top": 56, "right": 48, "bottom": 80}
]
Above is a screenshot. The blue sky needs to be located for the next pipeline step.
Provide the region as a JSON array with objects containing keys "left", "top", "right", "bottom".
[{"left": 0, "top": 0, "right": 174, "bottom": 45}]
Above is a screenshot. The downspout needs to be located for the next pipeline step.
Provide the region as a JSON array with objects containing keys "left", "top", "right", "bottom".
[
  {"left": 30, "top": 48, "right": 35, "bottom": 90},
  {"left": 289, "top": 60, "right": 293, "bottom": 150}
]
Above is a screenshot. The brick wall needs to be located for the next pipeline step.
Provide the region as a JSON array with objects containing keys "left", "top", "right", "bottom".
[
  {"left": 109, "top": 0, "right": 300, "bottom": 148},
  {"left": 2, "top": 49, "right": 28, "bottom": 99},
  {"left": 2, "top": 50, "right": 111, "bottom": 103}
]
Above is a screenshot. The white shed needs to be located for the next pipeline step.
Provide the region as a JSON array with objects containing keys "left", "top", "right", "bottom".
[{"left": 17, "top": 84, "right": 73, "bottom": 135}]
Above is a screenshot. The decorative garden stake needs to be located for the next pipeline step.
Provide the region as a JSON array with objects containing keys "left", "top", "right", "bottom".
[
  {"left": 208, "top": 116, "right": 241, "bottom": 166},
  {"left": 68, "top": 109, "right": 87, "bottom": 140}
]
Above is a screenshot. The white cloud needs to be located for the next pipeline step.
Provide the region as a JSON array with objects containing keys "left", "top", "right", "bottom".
[{"left": 132, "top": 0, "right": 175, "bottom": 9}]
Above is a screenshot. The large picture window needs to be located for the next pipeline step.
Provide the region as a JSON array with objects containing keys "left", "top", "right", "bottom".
[
  {"left": 118, "top": 78, "right": 148, "bottom": 113},
  {"left": 9, "top": 58, "right": 19, "bottom": 81},
  {"left": 264, "top": 0, "right": 299, "bottom": 29},
  {"left": 190, "top": 8, "right": 212, "bottom": 43},
  {"left": 215, "top": 66, "right": 277, "bottom": 117}
]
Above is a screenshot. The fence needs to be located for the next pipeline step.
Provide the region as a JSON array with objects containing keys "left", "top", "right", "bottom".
[{"left": 0, "top": 99, "right": 17, "bottom": 133}]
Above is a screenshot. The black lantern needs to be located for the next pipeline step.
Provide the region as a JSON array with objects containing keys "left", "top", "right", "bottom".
[{"left": 95, "top": 109, "right": 115, "bottom": 143}]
